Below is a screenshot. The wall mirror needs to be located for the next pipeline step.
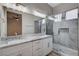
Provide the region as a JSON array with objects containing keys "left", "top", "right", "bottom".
[{"left": 7, "top": 11, "right": 22, "bottom": 36}]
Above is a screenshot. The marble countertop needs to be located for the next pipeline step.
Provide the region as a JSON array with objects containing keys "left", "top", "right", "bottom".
[{"left": 0, "top": 34, "right": 52, "bottom": 48}]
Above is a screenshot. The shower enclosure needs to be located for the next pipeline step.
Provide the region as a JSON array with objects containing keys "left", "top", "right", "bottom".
[
  {"left": 53, "top": 9, "right": 78, "bottom": 56},
  {"left": 34, "top": 18, "right": 46, "bottom": 34}
]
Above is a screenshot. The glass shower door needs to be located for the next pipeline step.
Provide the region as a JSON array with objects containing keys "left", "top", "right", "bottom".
[{"left": 53, "top": 9, "right": 78, "bottom": 56}]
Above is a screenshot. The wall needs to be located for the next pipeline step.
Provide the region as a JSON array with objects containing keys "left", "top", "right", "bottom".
[
  {"left": 0, "top": 5, "right": 7, "bottom": 37},
  {"left": 53, "top": 3, "right": 78, "bottom": 15}
]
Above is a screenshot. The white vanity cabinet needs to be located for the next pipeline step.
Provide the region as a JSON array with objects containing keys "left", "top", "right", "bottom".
[
  {"left": 47, "top": 37, "right": 53, "bottom": 52},
  {"left": 0, "top": 35, "right": 53, "bottom": 56},
  {"left": 19, "top": 42, "right": 32, "bottom": 56},
  {"left": 32, "top": 39, "right": 43, "bottom": 56},
  {"left": 0, "top": 42, "right": 33, "bottom": 56},
  {"left": 42, "top": 36, "right": 53, "bottom": 55},
  {"left": 42, "top": 38, "right": 49, "bottom": 55},
  {"left": 0, "top": 44, "right": 21, "bottom": 56}
]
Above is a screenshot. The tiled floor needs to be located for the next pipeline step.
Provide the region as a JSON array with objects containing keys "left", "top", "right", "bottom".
[{"left": 48, "top": 51, "right": 61, "bottom": 56}]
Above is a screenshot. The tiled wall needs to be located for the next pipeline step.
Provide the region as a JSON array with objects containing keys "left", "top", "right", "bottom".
[{"left": 53, "top": 19, "right": 78, "bottom": 50}]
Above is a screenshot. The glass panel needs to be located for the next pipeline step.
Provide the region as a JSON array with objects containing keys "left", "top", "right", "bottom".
[{"left": 53, "top": 17, "right": 78, "bottom": 56}]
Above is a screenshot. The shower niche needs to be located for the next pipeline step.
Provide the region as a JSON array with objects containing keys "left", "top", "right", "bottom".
[{"left": 58, "top": 28, "right": 69, "bottom": 34}]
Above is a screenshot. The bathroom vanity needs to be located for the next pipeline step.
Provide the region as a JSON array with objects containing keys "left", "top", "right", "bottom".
[
  {"left": 0, "top": 6, "right": 53, "bottom": 56},
  {"left": 0, "top": 35, "right": 53, "bottom": 56}
]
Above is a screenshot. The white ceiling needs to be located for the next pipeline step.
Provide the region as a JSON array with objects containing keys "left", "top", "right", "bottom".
[
  {"left": 22, "top": 3, "right": 53, "bottom": 15},
  {"left": 48, "top": 3, "right": 60, "bottom": 8}
]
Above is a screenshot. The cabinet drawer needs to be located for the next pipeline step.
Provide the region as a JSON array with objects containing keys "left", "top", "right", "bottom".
[
  {"left": 20, "top": 42, "right": 32, "bottom": 49},
  {"left": 0, "top": 45, "right": 21, "bottom": 56},
  {"left": 33, "top": 48, "right": 43, "bottom": 56},
  {"left": 32, "top": 40, "right": 42, "bottom": 47},
  {"left": 7, "top": 51, "right": 21, "bottom": 56},
  {"left": 32, "top": 40, "right": 42, "bottom": 52},
  {"left": 20, "top": 47, "right": 32, "bottom": 56},
  {"left": 32, "top": 40, "right": 43, "bottom": 56},
  {"left": 33, "top": 46, "right": 42, "bottom": 52},
  {"left": 0, "top": 42, "right": 32, "bottom": 56},
  {"left": 33, "top": 52, "right": 43, "bottom": 56}
]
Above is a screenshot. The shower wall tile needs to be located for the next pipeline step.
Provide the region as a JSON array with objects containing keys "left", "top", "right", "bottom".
[{"left": 53, "top": 19, "right": 78, "bottom": 50}]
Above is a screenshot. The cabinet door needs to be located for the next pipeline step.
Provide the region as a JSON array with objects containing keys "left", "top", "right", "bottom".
[
  {"left": 20, "top": 42, "right": 32, "bottom": 56},
  {"left": 32, "top": 40, "right": 43, "bottom": 56},
  {"left": 0, "top": 42, "right": 32, "bottom": 56},
  {"left": 47, "top": 37, "right": 53, "bottom": 53},
  {"left": 21, "top": 47, "right": 32, "bottom": 56},
  {"left": 42, "top": 38, "right": 49, "bottom": 55},
  {"left": 0, "top": 44, "right": 22, "bottom": 56},
  {"left": 42, "top": 36, "right": 53, "bottom": 55}
]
